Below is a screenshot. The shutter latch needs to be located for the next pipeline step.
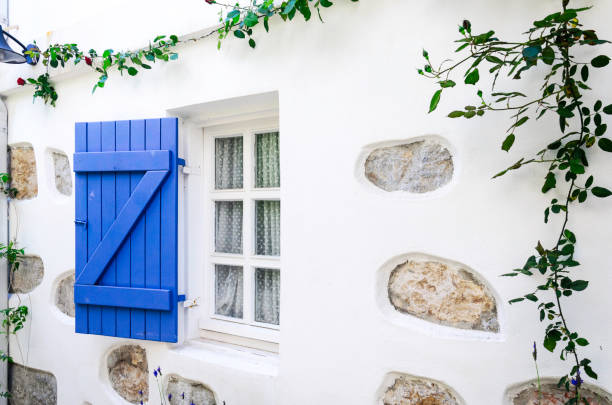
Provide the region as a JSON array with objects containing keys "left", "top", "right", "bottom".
[
  {"left": 74, "top": 219, "right": 87, "bottom": 227},
  {"left": 180, "top": 296, "right": 200, "bottom": 308}
]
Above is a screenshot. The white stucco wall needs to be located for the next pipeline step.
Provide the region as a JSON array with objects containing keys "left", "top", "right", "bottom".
[{"left": 1, "top": 0, "right": 611, "bottom": 404}]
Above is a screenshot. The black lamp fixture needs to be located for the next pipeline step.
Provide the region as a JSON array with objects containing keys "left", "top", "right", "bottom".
[{"left": 0, "top": 25, "right": 38, "bottom": 65}]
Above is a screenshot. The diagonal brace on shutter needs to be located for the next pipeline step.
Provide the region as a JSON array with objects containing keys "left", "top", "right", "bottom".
[{"left": 75, "top": 169, "right": 168, "bottom": 286}]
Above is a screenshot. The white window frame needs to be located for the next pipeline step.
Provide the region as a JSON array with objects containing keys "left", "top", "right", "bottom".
[{"left": 193, "top": 117, "right": 280, "bottom": 344}]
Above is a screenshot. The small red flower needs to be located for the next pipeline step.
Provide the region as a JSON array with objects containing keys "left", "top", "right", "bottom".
[
  {"left": 85, "top": 56, "right": 92, "bottom": 66},
  {"left": 205, "top": 0, "right": 215, "bottom": 4},
  {"left": 16, "top": 78, "right": 25, "bottom": 86}
]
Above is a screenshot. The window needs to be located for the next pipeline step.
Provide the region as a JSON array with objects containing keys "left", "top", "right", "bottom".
[{"left": 199, "top": 121, "right": 280, "bottom": 344}]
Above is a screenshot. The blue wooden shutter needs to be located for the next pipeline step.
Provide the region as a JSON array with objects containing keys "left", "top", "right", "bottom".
[{"left": 74, "top": 118, "right": 180, "bottom": 342}]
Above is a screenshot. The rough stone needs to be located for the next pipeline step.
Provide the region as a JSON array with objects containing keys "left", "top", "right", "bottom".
[
  {"left": 54, "top": 272, "right": 75, "bottom": 317},
  {"left": 9, "top": 255, "right": 44, "bottom": 294},
  {"left": 364, "top": 140, "right": 453, "bottom": 193},
  {"left": 8, "top": 363, "right": 57, "bottom": 405},
  {"left": 9, "top": 144, "right": 37, "bottom": 200},
  {"left": 51, "top": 151, "right": 72, "bottom": 196},
  {"left": 383, "top": 376, "right": 460, "bottom": 405},
  {"left": 107, "top": 345, "right": 148, "bottom": 403},
  {"left": 511, "top": 382, "right": 612, "bottom": 405},
  {"left": 166, "top": 374, "right": 216, "bottom": 405},
  {"left": 388, "top": 256, "right": 499, "bottom": 332}
]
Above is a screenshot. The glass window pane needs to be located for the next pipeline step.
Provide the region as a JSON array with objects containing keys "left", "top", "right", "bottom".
[
  {"left": 215, "top": 201, "right": 243, "bottom": 253},
  {"left": 215, "top": 265, "right": 243, "bottom": 319},
  {"left": 255, "top": 132, "right": 280, "bottom": 188},
  {"left": 255, "top": 268, "right": 280, "bottom": 325},
  {"left": 255, "top": 200, "right": 280, "bottom": 256},
  {"left": 215, "top": 136, "right": 243, "bottom": 189}
]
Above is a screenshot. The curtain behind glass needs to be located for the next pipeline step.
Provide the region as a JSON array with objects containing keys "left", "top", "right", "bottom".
[
  {"left": 255, "top": 200, "right": 280, "bottom": 256},
  {"left": 255, "top": 268, "right": 280, "bottom": 325},
  {"left": 255, "top": 132, "right": 280, "bottom": 188},
  {"left": 215, "top": 265, "right": 243, "bottom": 318},
  {"left": 215, "top": 201, "right": 243, "bottom": 253},
  {"left": 215, "top": 136, "right": 243, "bottom": 189}
]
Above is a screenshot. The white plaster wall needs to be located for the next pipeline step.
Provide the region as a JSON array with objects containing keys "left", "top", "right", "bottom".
[{"left": 1, "top": 0, "right": 611, "bottom": 404}]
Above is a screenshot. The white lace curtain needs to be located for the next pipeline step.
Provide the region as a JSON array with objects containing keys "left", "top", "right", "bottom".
[
  {"left": 256, "top": 132, "right": 280, "bottom": 188},
  {"left": 215, "top": 201, "right": 243, "bottom": 254},
  {"left": 215, "top": 136, "right": 243, "bottom": 189},
  {"left": 255, "top": 268, "right": 280, "bottom": 325},
  {"left": 256, "top": 201, "right": 280, "bottom": 256},
  {"left": 215, "top": 265, "right": 243, "bottom": 318}
]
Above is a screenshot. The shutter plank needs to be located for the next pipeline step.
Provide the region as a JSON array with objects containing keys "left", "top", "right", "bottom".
[
  {"left": 160, "top": 118, "right": 178, "bottom": 342},
  {"left": 115, "top": 120, "right": 131, "bottom": 338},
  {"left": 75, "top": 123, "right": 88, "bottom": 334},
  {"left": 145, "top": 119, "right": 161, "bottom": 341},
  {"left": 100, "top": 121, "right": 117, "bottom": 336},
  {"left": 75, "top": 286, "right": 171, "bottom": 310},
  {"left": 87, "top": 122, "right": 102, "bottom": 335},
  {"left": 130, "top": 120, "right": 146, "bottom": 339}
]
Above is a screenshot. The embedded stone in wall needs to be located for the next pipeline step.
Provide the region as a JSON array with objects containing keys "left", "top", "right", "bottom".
[
  {"left": 388, "top": 255, "right": 499, "bottom": 332},
  {"left": 383, "top": 375, "right": 460, "bottom": 405},
  {"left": 107, "top": 345, "right": 148, "bottom": 404},
  {"left": 510, "top": 382, "right": 612, "bottom": 405},
  {"left": 166, "top": 374, "right": 216, "bottom": 405},
  {"left": 54, "top": 272, "right": 75, "bottom": 317},
  {"left": 9, "top": 144, "right": 37, "bottom": 200},
  {"left": 51, "top": 150, "right": 72, "bottom": 196},
  {"left": 8, "top": 363, "right": 57, "bottom": 405},
  {"left": 364, "top": 140, "right": 453, "bottom": 193},
  {"left": 9, "top": 255, "right": 44, "bottom": 294}
]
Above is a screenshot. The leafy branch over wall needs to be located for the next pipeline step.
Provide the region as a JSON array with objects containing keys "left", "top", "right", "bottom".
[
  {"left": 421, "top": 0, "right": 609, "bottom": 402},
  {"left": 16, "top": 0, "right": 359, "bottom": 106}
]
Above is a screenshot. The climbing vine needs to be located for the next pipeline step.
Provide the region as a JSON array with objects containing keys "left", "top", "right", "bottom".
[
  {"left": 17, "top": 0, "right": 358, "bottom": 106},
  {"left": 421, "top": 1, "right": 608, "bottom": 402}
]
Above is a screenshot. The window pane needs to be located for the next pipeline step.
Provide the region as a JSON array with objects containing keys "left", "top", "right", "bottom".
[
  {"left": 215, "top": 201, "right": 243, "bottom": 253},
  {"left": 215, "top": 265, "right": 243, "bottom": 319},
  {"left": 215, "top": 136, "right": 243, "bottom": 189},
  {"left": 255, "top": 268, "right": 280, "bottom": 325},
  {"left": 255, "top": 200, "right": 280, "bottom": 256},
  {"left": 255, "top": 132, "right": 280, "bottom": 188}
]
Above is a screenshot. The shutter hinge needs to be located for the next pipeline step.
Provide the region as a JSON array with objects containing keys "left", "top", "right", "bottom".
[
  {"left": 180, "top": 296, "right": 200, "bottom": 308},
  {"left": 74, "top": 219, "right": 87, "bottom": 227},
  {"left": 177, "top": 158, "right": 200, "bottom": 175},
  {"left": 177, "top": 158, "right": 186, "bottom": 166}
]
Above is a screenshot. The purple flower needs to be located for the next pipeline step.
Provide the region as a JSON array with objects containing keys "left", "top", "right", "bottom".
[
  {"left": 532, "top": 341, "right": 537, "bottom": 361},
  {"left": 168, "top": 394, "right": 172, "bottom": 400},
  {"left": 182, "top": 393, "right": 185, "bottom": 399},
  {"left": 139, "top": 390, "right": 143, "bottom": 396},
  {"left": 153, "top": 370, "right": 158, "bottom": 377},
  {"left": 571, "top": 370, "right": 583, "bottom": 386},
  {"left": 157, "top": 366, "right": 162, "bottom": 376}
]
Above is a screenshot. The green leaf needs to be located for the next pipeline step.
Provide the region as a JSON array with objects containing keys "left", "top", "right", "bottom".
[
  {"left": 598, "top": 138, "right": 612, "bottom": 152},
  {"left": 543, "top": 336, "right": 556, "bottom": 352},
  {"left": 592, "top": 186, "right": 612, "bottom": 197},
  {"left": 570, "top": 280, "right": 588, "bottom": 291},
  {"left": 584, "top": 365, "right": 598, "bottom": 379},
  {"left": 249, "top": 38, "right": 256, "bottom": 48},
  {"left": 603, "top": 104, "right": 612, "bottom": 114},
  {"left": 320, "top": 0, "right": 333, "bottom": 7},
  {"left": 508, "top": 297, "right": 524, "bottom": 304},
  {"left": 127, "top": 67, "right": 138, "bottom": 76},
  {"left": 592, "top": 55, "right": 611, "bottom": 68},
  {"left": 464, "top": 69, "right": 480, "bottom": 85},
  {"left": 576, "top": 338, "right": 589, "bottom": 346},
  {"left": 234, "top": 30, "right": 245, "bottom": 38},
  {"left": 244, "top": 11, "right": 259, "bottom": 27},
  {"left": 581, "top": 65, "right": 589, "bottom": 81},
  {"left": 596, "top": 124, "right": 607, "bottom": 136},
  {"left": 438, "top": 80, "right": 456, "bottom": 88},
  {"left": 542, "top": 46, "right": 554, "bottom": 65},
  {"left": 525, "top": 294, "right": 538, "bottom": 302},
  {"left": 502, "top": 134, "right": 515, "bottom": 152},
  {"left": 514, "top": 116, "right": 529, "bottom": 128},
  {"left": 448, "top": 111, "right": 464, "bottom": 118},
  {"left": 429, "top": 90, "right": 442, "bottom": 113}
]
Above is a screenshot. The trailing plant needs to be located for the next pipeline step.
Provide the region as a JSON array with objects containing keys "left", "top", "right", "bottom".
[
  {"left": 17, "top": 0, "right": 359, "bottom": 106},
  {"left": 421, "top": 1, "right": 608, "bottom": 402}
]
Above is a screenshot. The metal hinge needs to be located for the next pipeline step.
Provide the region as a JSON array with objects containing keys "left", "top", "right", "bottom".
[{"left": 182, "top": 297, "right": 200, "bottom": 308}]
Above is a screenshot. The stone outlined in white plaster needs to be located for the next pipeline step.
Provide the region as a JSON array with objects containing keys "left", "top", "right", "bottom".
[
  {"left": 376, "top": 252, "right": 504, "bottom": 341},
  {"left": 356, "top": 136, "right": 459, "bottom": 199},
  {"left": 44, "top": 147, "right": 72, "bottom": 200},
  {"left": 505, "top": 379, "right": 612, "bottom": 405},
  {"left": 376, "top": 372, "right": 465, "bottom": 405}
]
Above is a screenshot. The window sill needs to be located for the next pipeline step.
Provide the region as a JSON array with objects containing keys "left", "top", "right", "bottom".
[{"left": 170, "top": 337, "right": 279, "bottom": 377}]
